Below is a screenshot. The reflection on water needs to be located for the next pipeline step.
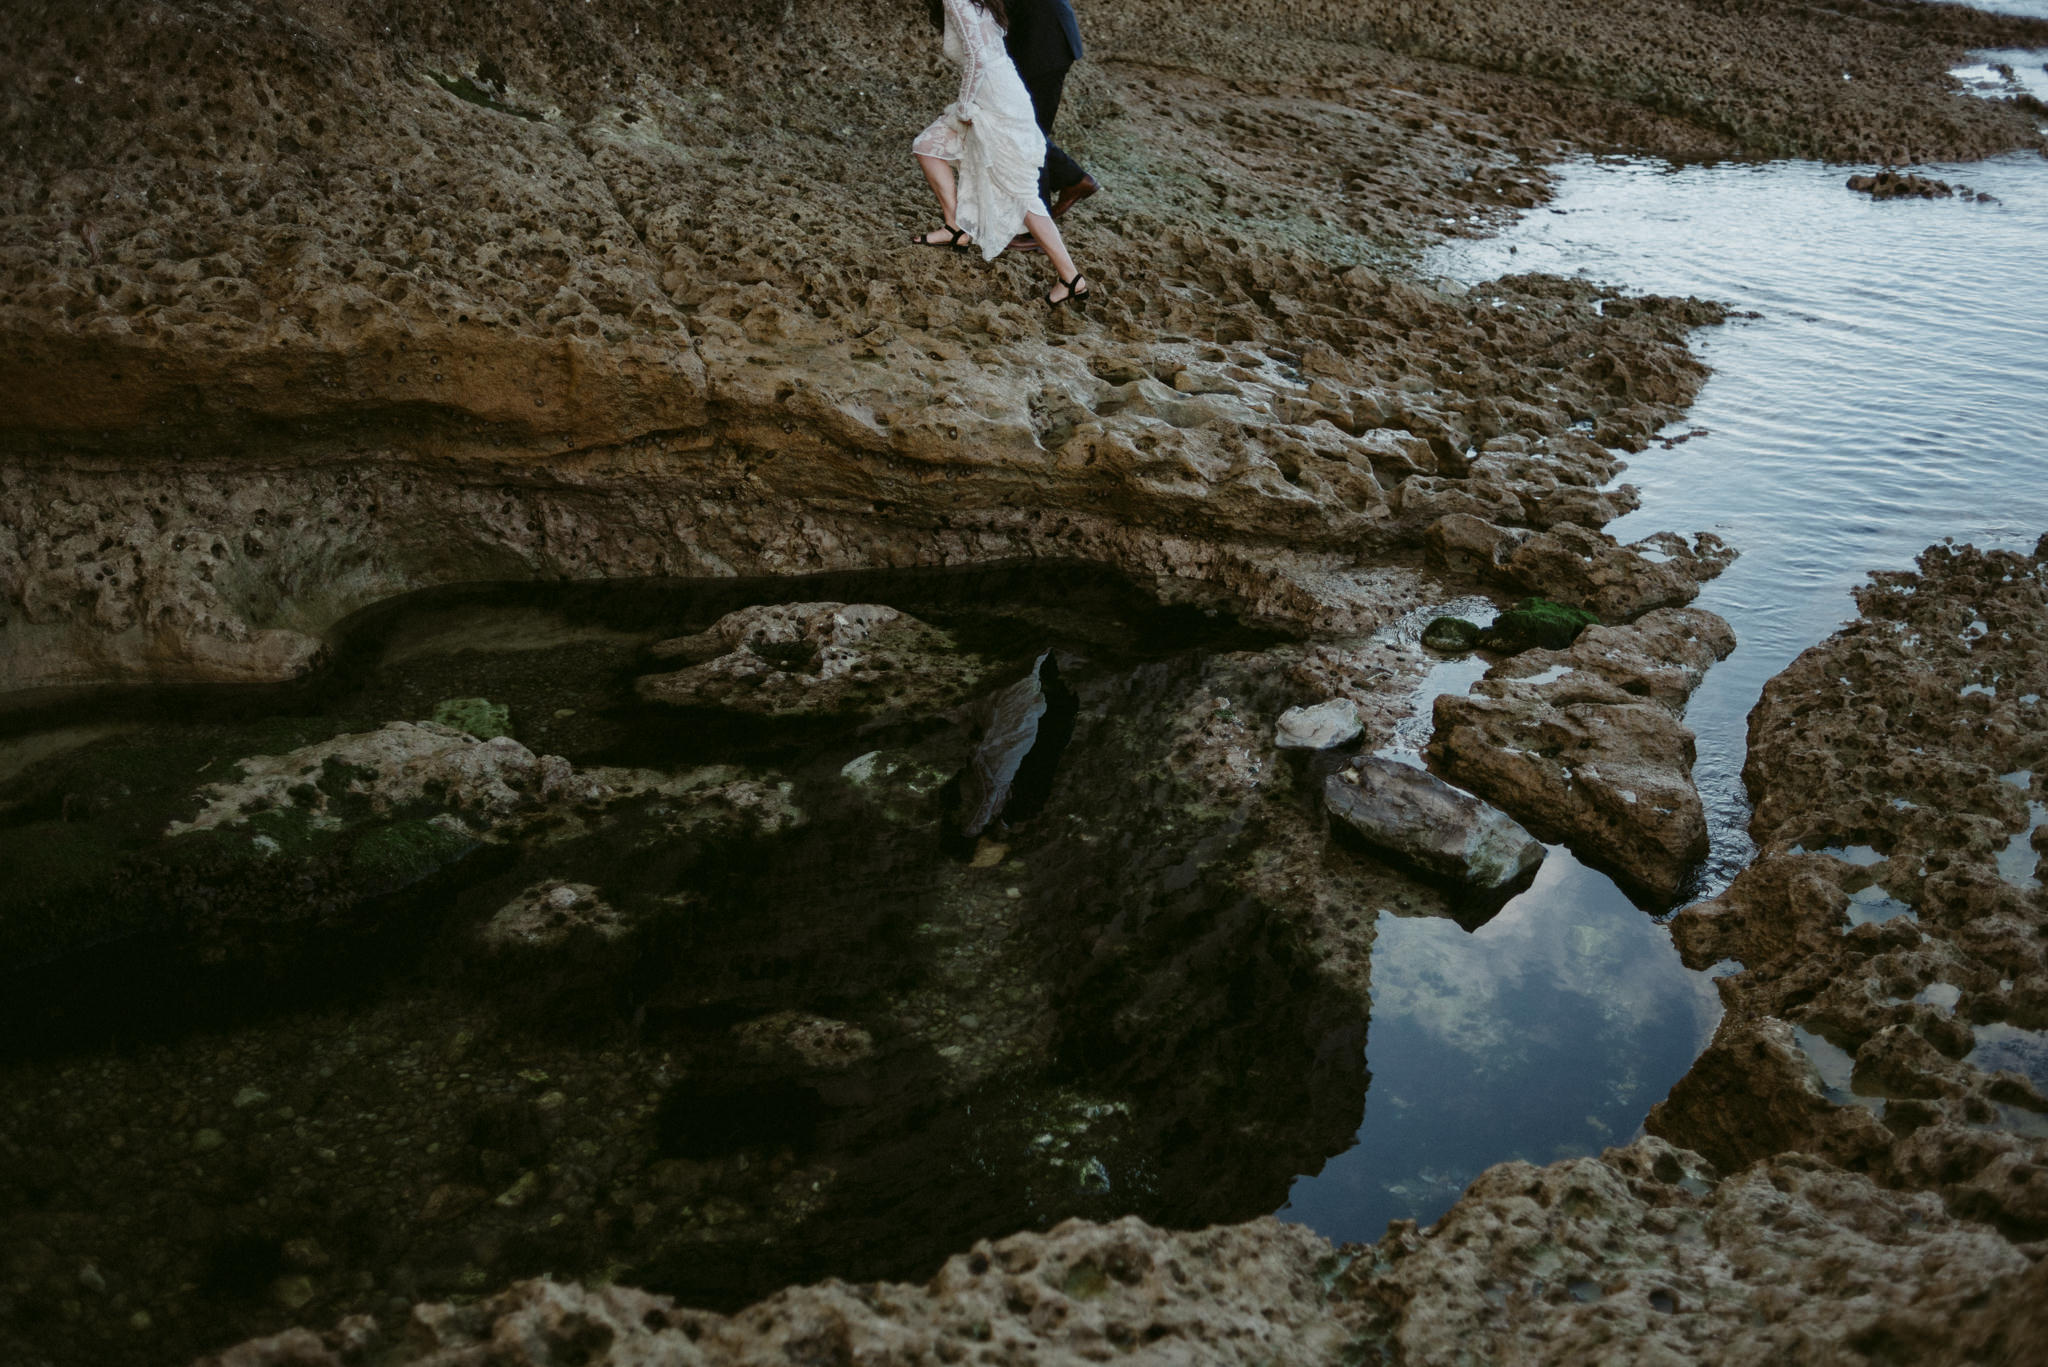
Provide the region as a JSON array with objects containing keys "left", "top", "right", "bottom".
[{"left": 1282, "top": 848, "right": 1722, "bottom": 1238}]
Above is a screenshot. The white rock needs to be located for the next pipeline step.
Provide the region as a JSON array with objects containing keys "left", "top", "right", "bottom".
[{"left": 1275, "top": 698, "right": 1363, "bottom": 750}]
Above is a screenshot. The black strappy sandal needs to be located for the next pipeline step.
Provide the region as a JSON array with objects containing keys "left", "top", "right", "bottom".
[
  {"left": 911, "top": 224, "right": 972, "bottom": 252},
  {"left": 1046, "top": 271, "right": 1091, "bottom": 308}
]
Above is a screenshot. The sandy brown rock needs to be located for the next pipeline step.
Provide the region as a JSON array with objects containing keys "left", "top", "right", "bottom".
[
  {"left": 1428, "top": 606, "right": 1735, "bottom": 901},
  {"left": 196, "top": 1217, "right": 1354, "bottom": 1367},
  {"left": 0, "top": 0, "right": 1806, "bottom": 695},
  {"left": 1341, "top": 1138, "right": 2035, "bottom": 1366}
]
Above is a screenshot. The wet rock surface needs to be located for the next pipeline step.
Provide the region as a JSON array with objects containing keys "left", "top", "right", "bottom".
[
  {"left": 1652, "top": 538, "right": 2048, "bottom": 1237},
  {"left": 1847, "top": 170, "right": 1956, "bottom": 200},
  {"left": 4, "top": 0, "right": 2044, "bottom": 1361}
]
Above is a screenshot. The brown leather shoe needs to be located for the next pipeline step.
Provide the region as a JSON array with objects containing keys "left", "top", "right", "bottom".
[
  {"left": 1051, "top": 173, "right": 1099, "bottom": 219},
  {"left": 1005, "top": 235, "right": 1043, "bottom": 254}
]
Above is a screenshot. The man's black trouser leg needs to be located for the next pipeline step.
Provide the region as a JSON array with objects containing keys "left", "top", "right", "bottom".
[{"left": 1021, "top": 64, "right": 1087, "bottom": 201}]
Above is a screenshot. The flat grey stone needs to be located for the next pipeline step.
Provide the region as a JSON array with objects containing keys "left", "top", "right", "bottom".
[{"left": 1324, "top": 756, "right": 1545, "bottom": 891}]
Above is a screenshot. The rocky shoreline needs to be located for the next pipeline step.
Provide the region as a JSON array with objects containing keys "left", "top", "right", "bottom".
[
  {"left": 181, "top": 541, "right": 2048, "bottom": 1367},
  {"left": 3, "top": 0, "right": 2047, "bottom": 1363}
]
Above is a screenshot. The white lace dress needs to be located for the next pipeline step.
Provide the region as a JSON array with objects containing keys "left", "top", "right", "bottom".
[{"left": 911, "top": 0, "right": 1049, "bottom": 261}]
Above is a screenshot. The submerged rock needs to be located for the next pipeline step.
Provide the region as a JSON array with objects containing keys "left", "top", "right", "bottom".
[
  {"left": 1274, "top": 698, "right": 1364, "bottom": 750},
  {"left": 167, "top": 721, "right": 604, "bottom": 835},
  {"left": 1324, "top": 756, "right": 1544, "bottom": 895},
  {"left": 1847, "top": 170, "right": 1953, "bottom": 199},
  {"left": 637, "top": 603, "right": 1002, "bottom": 719},
  {"left": 480, "top": 882, "right": 627, "bottom": 951}
]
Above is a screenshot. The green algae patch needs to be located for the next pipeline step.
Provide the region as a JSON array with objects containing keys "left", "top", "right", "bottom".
[
  {"left": 432, "top": 697, "right": 513, "bottom": 741},
  {"left": 1483, "top": 598, "right": 1600, "bottom": 653},
  {"left": 1423, "top": 600, "right": 1599, "bottom": 657}
]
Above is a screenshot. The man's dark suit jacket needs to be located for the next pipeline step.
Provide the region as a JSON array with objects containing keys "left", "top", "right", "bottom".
[{"left": 1003, "top": 0, "right": 1083, "bottom": 77}]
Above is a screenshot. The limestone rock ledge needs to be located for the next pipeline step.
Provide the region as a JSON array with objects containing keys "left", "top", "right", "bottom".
[
  {"left": 198, "top": 1138, "right": 2047, "bottom": 1367},
  {"left": 2, "top": 0, "right": 1756, "bottom": 695}
]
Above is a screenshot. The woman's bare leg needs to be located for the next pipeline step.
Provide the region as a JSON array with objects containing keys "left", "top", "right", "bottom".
[
  {"left": 916, "top": 154, "right": 965, "bottom": 244},
  {"left": 1024, "top": 211, "right": 1085, "bottom": 300}
]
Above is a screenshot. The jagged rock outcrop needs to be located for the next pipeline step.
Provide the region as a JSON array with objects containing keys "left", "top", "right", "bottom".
[{"left": 1428, "top": 606, "right": 1735, "bottom": 902}]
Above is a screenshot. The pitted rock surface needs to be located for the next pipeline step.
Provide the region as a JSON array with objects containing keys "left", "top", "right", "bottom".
[
  {"left": 0, "top": 0, "right": 1883, "bottom": 692},
  {"left": 638, "top": 602, "right": 1001, "bottom": 718},
  {"left": 204, "top": 1139, "right": 2047, "bottom": 1367},
  {"left": 1341, "top": 1138, "right": 2036, "bottom": 1366},
  {"left": 1654, "top": 537, "right": 2048, "bottom": 1237},
  {"left": 166, "top": 722, "right": 606, "bottom": 834},
  {"left": 1428, "top": 606, "right": 1735, "bottom": 902},
  {"left": 196, "top": 1217, "right": 1355, "bottom": 1367}
]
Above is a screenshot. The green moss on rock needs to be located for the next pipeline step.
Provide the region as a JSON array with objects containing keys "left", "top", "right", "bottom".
[
  {"left": 431, "top": 697, "right": 513, "bottom": 740},
  {"left": 1481, "top": 598, "right": 1600, "bottom": 654},
  {"left": 1421, "top": 616, "right": 1484, "bottom": 653}
]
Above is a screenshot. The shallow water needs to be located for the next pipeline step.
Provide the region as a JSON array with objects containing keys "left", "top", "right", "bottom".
[
  {"left": 1431, "top": 137, "right": 2048, "bottom": 892},
  {"left": 1284, "top": 105, "right": 2048, "bottom": 1246}
]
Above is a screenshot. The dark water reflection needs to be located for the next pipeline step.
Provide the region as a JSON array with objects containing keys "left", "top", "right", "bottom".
[{"left": 0, "top": 566, "right": 1364, "bottom": 1366}]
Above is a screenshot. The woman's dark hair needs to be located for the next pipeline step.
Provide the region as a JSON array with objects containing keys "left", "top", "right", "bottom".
[{"left": 928, "top": 0, "right": 1008, "bottom": 31}]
